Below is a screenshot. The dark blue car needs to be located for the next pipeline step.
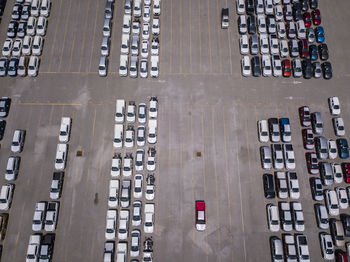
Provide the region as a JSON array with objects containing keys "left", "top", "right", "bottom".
[
  {"left": 337, "top": 138, "right": 349, "bottom": 159},
  {"left": 309, "top": 45, "right": 318, "bottom": 61},
  {"left": 315, "top": 26, "right": 325, "bottom": 43}
]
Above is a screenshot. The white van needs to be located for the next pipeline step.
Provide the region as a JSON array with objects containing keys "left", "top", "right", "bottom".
[
  {"left": 148, "top": 119, "right": 157, "bottom": 144},
  {"left": 5, "top": 156, "right": 20, "bottom": 181},
  {"left": 115, "top": 99, "right": 125, "bottom": 123},
  {"left": 11, "top": 129, "right": 26, "bottom": 153},
  {"left": 114, "top": 124, "right": 124, "bottom": 148},
  {"left": 31, "top": 0, "right": 41, "bottom": 17}
]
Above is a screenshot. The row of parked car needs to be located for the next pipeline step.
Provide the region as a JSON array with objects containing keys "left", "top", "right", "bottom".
[
  {"left": 104, "top": 98, "right": 158, "bottom": 262},
  {"left": 118, "top": 0, "right": 161, "bottom": 78},
  {"left": 298, "top": 98, "right": 350, "bottom": 260},
  {"left": 0, "top": 0, "right": 51, "bottom": 77}
]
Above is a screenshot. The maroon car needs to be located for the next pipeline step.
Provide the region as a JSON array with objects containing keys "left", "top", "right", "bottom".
[
  {"left": 303, "top": 12, "right": 311, "bottom": 27},
  {"left": 312, "top": 9, "right": 321, "bottom": 25},
  {"left": 302, "top": 128, "right": 314, "bottom": 150},
  {"left": 299, "top": 106, "right": 311, "bottom": 127},
  {"left": 299, "top": 39, "right": 309, "bottom": 59},
  {"left": 306, "top": 152, "right": 319, "bottom": 174},
  {"left": 342, "top": 163, "right": 350, "bottom": 183}
]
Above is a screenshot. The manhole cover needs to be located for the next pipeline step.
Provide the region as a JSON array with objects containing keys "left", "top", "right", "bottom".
[
  {"left": 196, "top": 152, "right": 202, "bottom": 157},
  {"left": 76, "top": 150, "right": 83, "bottom": 156}
]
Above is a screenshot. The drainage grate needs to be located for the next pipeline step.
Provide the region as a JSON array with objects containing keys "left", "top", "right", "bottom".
[
  {"left": 196, "top": 152, "right": 202, "bottom": 157},
  {"left": 76, "top": 150, "right": 83, "bottom": 157}
]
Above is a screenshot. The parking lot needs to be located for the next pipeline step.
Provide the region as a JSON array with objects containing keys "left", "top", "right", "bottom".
[{"left": 1, "top": 0, "right": 350, "bottom": 261}]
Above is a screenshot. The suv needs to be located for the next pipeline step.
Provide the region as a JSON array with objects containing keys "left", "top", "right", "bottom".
[
  {"left": 50, "top": 172, "right": 64, "bottom": 200},
  {"left": 39, "top": 233, "right": 55, "bottom": 261},
  {"left": 263, "top": 173, "right": 275, "bottom": 198},
  {"left": 260, "top": 146, "right": 272, "bottom": 170},
  {"left": 268, "top": 118, "right": 280, "bottom": 143}
]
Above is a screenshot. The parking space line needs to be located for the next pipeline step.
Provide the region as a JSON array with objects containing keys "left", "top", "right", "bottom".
[
  {"left": 211, "top": 106, "right": 222, "bottom": 262},
  {"left": 200, "top": 108, "right": 209, "bottom": 262},
  {"left": 216, "top": 0, "right": 223, "bottom": 73},
  {"left": 78, "top": 0, "right": 92, "bottom": 73},
  {"left": 226, "top": 0, "right": 233, "bottom": 75},
  {"left": 222, "top": 106, "right": 234, "bottom": 262},
  {"left": 244, "top": 106, "right": 252, "bottom": 171},
  {"left": 67, "top": 0, "right": 81, "bottom": 72},
  {"left": 190, "top": 105, "right": 195, "bottom": 242},
  {"left": 57, "top": 0, "right": 73, "bottom": 72},
  {"left": 170, "top": 0, "right": 173, "bottom": 73},
  {"left": 17, "top": 101, "right": 83, "bottom": 106},
  {"left": 189, "top": 0, "right": 193, "bottom": 73},
  {"left": 86, "top": 108, "right": 97, "bottom": 182},
  {"left": 207, "top": 0, "right": 213, "bottom": 73},
  {"left": 12, "top": 203, "right": 26, "bottom": 261},
  {"left": 88, "top": 0, "right": 101, "bottom": 73},
  {"left": 179, "top": 0, "right": 183, "bottom": 73},
  {"left": 198, "top": 0, "right": 202, "bottom": 73},
  {"left": 47, "top": 0, "right": 64, "bottom": 72},
  {"left": 25, "top": 105, "right": 33, "bottom": 130},
  {"left": 233, "top": 104, "right": 247, "bottom": 261}
]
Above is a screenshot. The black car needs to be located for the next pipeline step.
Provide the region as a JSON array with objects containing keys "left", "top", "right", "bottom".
[
  {"left": 246, "top": 0, "right": 254, "bottom": 15},
  {"left": 251, "top": 56, "right": 261, "bottom": 77},
  {"left": 247, "top": 14, "right": 256, "bottom": 35},
  {"left": 8, "top": 58, "right": 19, "bottom": 77},
  {"left": 7, "top": 20, "right": 18, "bottom": 38},
  {"left": 340, "top": 214, "right": 350, "bottom": 237},
  {"left": 39, "top": 233, "right": 55, "bottom": 261},
  {"left": 300, "top": 0, "right": 308, "bottom": 12},
  {"left": 292, "top": 4, "right": 302, "bottom": 21},
  {"left": 0, "top": 97, "right": 11, "bottom": 118},
  {"left": 337, "top": 138, "right": 349, "bottom": 159},
  {"left": 0, "top": 120, "right": 6, "bottom": 140},
  {"left": 309, "top": 44, "right": 318, "bottom": 61},
  {"left": 17, "top": 21, "right": 27, "bottom": 38},
  {"left": 322, "top": 62, "right": 332, "bottom": 79},
  {"left": 302, "top": 59, "right": 313, "bottom": 79},
  {"left": 0, "top": 0, "right": 7, "bottom": 16},
  {"left": 50, "top": 172, "right": 64, "bottom": 199},
  {"left": 21, "top": 3, "right": 30, "bottom": 20},
  {"left": 318, "top": 44, "right": 329, "bottom": 61},
  {"left": 309, "top": 0, "right": 318, "bottom": 9},
  {"left": 263, "top": 173, "right": 275, "bottom": 199}
]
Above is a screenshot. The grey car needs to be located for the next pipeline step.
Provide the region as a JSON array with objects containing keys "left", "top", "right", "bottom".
[
  {"left": 292, "top": 58, "right": 302, "bottom": 78},
  {"left": 311, "top": 112, "right": 323, "bottom": 135},
  {"left": 315, "top": 136, "right": 328, "bottom": 160},
  {"left": 0, "top": 58, "right": 8, "bottom": 77},
  {"left": 250, "top": 35, "right": 259, "bottom": 55},
  {"left": 140, "top": 59, "right": 148, "bottom": 78},
  {"left": 129, "top": 56, "right": 138, "bottom": 78},
  {"left": 260, "top": 146, "right": 272, "bottom": 170},
  {"left": 315, "top": 204, "right": 329, "bottom": 229},
  {"left": 289, "top": 40, "right": 299, "bottom": 57},
  {"left": 313, "top": 62, "right": 322, "bottom": 78},
  {"left": 105, "top": 1, "right": 114, "bottom": 19},
  {"left": 319, "top": 162, "right": 334, "bottom": 186},
  {"left": 307, "top": 28, "right": 315, "bottom": 43}
]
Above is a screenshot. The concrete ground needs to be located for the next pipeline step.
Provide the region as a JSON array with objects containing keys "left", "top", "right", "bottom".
[{"left": 0, "top": 0, "right": 350, "bottom": 261}]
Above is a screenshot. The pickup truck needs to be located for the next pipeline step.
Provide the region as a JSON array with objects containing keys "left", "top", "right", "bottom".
[
  {"left": 59, "top": 117, "right": 72, "bottom": 142},
  {"left": 221, "top": 8, "right": 229, "bottom": 28},
  {"left": 26, "top": 234, "right": 42, "bottom": 262},
  {"left": 116, "top": 242, "right": 128, "bottom": 262},
  {"left": 55, "top": 144, "right": 68, "bottom": 170},
  {"left": 144, "top": 203, "right": 155, "bottom": 233},
  {"left": 32, "top": 201, "right": 47, "bottom": 231},
  {"left": 44, "top": 202, "right": 59, "bottom": 232},
  {"left": 50, "top": 172, "right": 64, "bottom": 200},
  {"left": 105, "top": 209, "right": 117, "bottom": 240},
  {"left": 118, "top": 210, "right": 129, "bottom": 240}
]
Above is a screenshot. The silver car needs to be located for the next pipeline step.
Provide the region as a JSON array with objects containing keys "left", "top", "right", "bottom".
[
  {"left": 129, "top": 56, "right": 138, "bottom": 78},
  {"left": 250, "top": 35, "right": 259, "bottom": 55},
  {"left": 140, "top": 59, "right": 148, "bottom": 78},
  {"left": 313, "top": 62, "right": 322, "bottom": 78},
  {"left": 260, "top": 146, "right": 272, "bottom": 170},
  {"left": 292, "top": 58, "right": 302, "bottom": 78}
]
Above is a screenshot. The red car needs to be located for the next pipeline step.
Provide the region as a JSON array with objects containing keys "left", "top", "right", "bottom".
[
  {"left": 312, "top": 9, "right": 321, "bottom": 25},
  {"left": 335, "top": 250, "right": 348, "bottom": 262},
  {"left": 299, "top": 39, "right": 309, "bottom": 58},
  {"left": 282, "top": 59, "right": 291, "bottom": 77},
  {"left": 302, "top": 128, "right": 314, "bottom": 150},
  {"left": 306, "top": 152, "right": 319, "bottom": 174},
  {"left": 299, "top": 106, "right": 311, "bottom": 127},
  {"left": 342, "top": 163, "right": 350, "bottom": 183},
  {"left": 195, "top": 200, "right": 206, "bottom": 231},
  {"left": 303, "top": 12, "right": 312, "bottom": 27}
]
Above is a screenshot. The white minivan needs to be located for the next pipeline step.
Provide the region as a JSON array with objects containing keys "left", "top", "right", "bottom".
[
  {"left": 114, "top": 124, "right": 124, "bottom": 148},
  {"left": 115, "top": 99, "right": 125, "bottom": 123}
]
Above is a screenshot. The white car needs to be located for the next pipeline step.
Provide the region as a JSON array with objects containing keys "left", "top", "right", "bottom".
[
  {"left": 28, "top": 56, "right": 40, "bottom": 77},
  {"left": 142, "top": 23, "right": 150, "bottom": 40},
  {"left": 257, "top": 14, "right": 266, "bottom": 34},
  {"left": 150, "top": 55, "right": 159, "bottom": 77},
  {"left": 279, "top": 40, "right": 288, "bottom": 57},
  {"left": 287, "top": 172, "right": 300, "bottom": 199},
  {"left": 141, "top": 40, "right": 149, "bottom": 59},
  {"left": 264, "top": 0, "right": 273, "bottom": 15},
  {"left": 134, "top": 174, "right": 143, "bottom": 198},
  {"left": 140, "top": 59, "right": 148, "bottom": 78},
  {"left": 320, "top": 233, "right": 334, "bottom": 260},
  {"left": 122, "top": 14, "right": 131, "bottom": 34},
  {"left": 152, "top": 18, "right": 160, "bottom": 35},
  {"left": 2, "top": 39, "right": 13, "bottom": 57},
  {"left": 240, "top": 35, "right": 249, "bottom": 55},
  {"left": 329, "top": 97, "right": 341, "bottom": 115},
  {"left": 132, "top": 20, "right": 140, "bottom": 35},
  {"left": 259, "top": 34, "right": 269, "bottom": 54},
  {"left": 22, "top": 36, "right": 32, "bottom": 56},
  {"left": 132, "top": 201, "right": 142, "bottom": 226},
  {"left": 32, "top": 36, "right": 43, "bottom": 56},
  {"left": 151, "top": 38, "right": 159, "bottom": 55},
  {"left": 333, "top": 117, "right": 345, "bottom": 137},
  {"left": 111, "top": 155, "right": 121, "bottom": 177},
  {"left": 40, "top": 0, "right": 51, "bottom": 17},
  {"left": 0, "top": 184, "right": 14, "bottom": 210},
  {"left": 315, "top": 204, "right": 329, "bottom": 229},
  {"left": 146, "top": 184, "right": 155, "bottom": 201},
  {"left": 258, "top": 120, "right": 269, "bottom": 143},
  {"left": 272, "top": 55, "right": 282, "bottom": 77},
  {"left": 131, "top": 57, "right": 138, "bottom": 78},
  {"left": 105, "top": 209, "right": 117, "bottom": 240},
  {"left": 277, "top": 22, "right": 286, "bottom": 38},
  {"left": 144, "top": 203, "right": 155, "bottom": 233},
  {"left": 274, "top": 5, "right": 283, "bottom": 21},
  {"left": 144, "top": 0, "right": 151, "bottom": 5},
  {"left": 269, "top": 35, "right": 279, "bottom": 55},
  {"left": 336, "top": 187, "right": 348, "bottom": 209},
  {"left": 325, "top": 189, "right": 339, "bottom": 216},
  {"left": 255, "top": 0, "right": 264, "bottom": 14},
  {"left": 272, "top": 144, "right": 284, "bottom": 170},
  {"left": 138, "top": 103, "right": 147, "bottom": 123},
  {"left": 114, "top": 124, "right": 123, "bottom": 148},
  {"left": 36, "top": 16, "right": 47, "bottom": 36},
  {"left": 143, "top": 6, "right": 151, "bottom": 22},
  {"left": 27, "top": 16, "right": 37, "bottom": 36},
  {"left": 123, "top": 155, "right": 133, "bottom": 177},
  {"left": 241, "top": 55, "right": 251, "bottom": 77},
  {"left": 118, "top": 210, "right": 129, "bottom": 240},
  {"left": 276, "top": 172, "right": 288, "bottom": 199},
  {"left": 133, "top": 0, "right": 142, "bottom": 17},
  {"left": 283, "top": 144, "right": 296, "bottom": 170},
  {"left": 126, "top": 103, "right": 136, "bottom": 123},
  {"left": 296, "top": 20, "right": 306, "bottom": 39},
  {"left": 130, "top": 229, "right": 141, "bottom": 257},
  {"left": 55, "top": 144, "right": 68, "bottom": 170},
  {"left": 328, "top": 139, "right": 338, "bottom": 159},
  {"left": 279, "top": 201, "right": 292, "bottom": 231},
  {"left": 108, "top": 180, "right": 119, "bottom": 208},
  {"left": 121, "top": 34, "right": 130, "bottom": 55},
  {"left": 262, "top": 55, "right": 272, "bottom": 77},
  {"left": 236, "top": 0, "right": 245, "bottom": 14},
  {"left": 125, "top": 126, "right": 134, "bottom": 148},
  {"left": 266, "top": 204, "right": 280, "bottom": 232},
  {"left": 44, "top": 202, "right": 59, "bottom": 232},
  {"left": 291, "top": 202, "right": 304, "bottom": 232},
  {"left": 149, "top": 97, "right": 158, "bottom": 118},
  {"left": 153, "top": 0, "right": 161, "bottom": 15},
  {"left": 332, "top": 163, "right": 344, "bottom": 184},
  {"left": 135, "top": 149, "right": 144, "bottom": 171},
  {"left": 147, "top": 148, "right": 156, "bottom": 171},
  {"left": 148, "top": 119, "right": 157, "bottom": 144},
  {"left": 137, "top": 126, "right": 146, "bottom": 147},
  {"left": 59, "top": 117, "right": 71, "bottom": 142},
  {"left": 12, "top": 39, "right": 22, "bottom": 57},
  {"left": 26, "top": 234, "right": 41, "bottom": 262},
  {"left": 119, "top": 54, "right": 128, "bottom": 76}
]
